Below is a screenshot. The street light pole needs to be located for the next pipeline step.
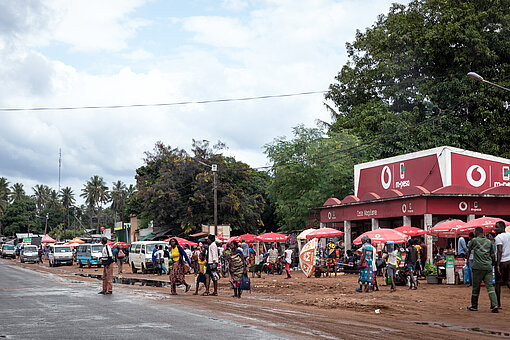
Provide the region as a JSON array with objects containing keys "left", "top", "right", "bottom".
[
  {"left": 467, "top": 72, "right": 510, "bottom": 93},
  {"left": 44, "top": 213, "right": 49, "bottom": 235},
  {"left": 212, "top": 164, "right": 218, "bottom": 236}
]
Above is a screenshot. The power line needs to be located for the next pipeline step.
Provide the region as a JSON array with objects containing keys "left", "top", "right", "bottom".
[{"left": 0, "top": 91, "right": 327, "bottom": 112}]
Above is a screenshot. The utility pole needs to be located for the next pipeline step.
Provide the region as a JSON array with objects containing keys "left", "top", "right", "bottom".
[
  {"left": 73, "top": 209, "right": 76, "bottom": 237},
  {"left": 44, "top": 213, "right": 49, "bottom": 235},
  {"left": 58, "top": 148, "right": 61, "bottom": 193},
  {"left": 122, "top": 192, "right": 128, "bottom": 243},
  {"left": 212, "top": 164, "right": 218, "bottom": 236}
]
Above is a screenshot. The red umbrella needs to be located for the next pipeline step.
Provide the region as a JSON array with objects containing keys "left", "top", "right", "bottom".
[
  {"left": 456, "top": 217, "right": 510, "bottom": 236},
  {"left": 42, "top": 234, "right": 57, "bottom": 243},
  {"left": 428, "top": 220, "right": 465, "bottom": 238},
  {"left": 163, "top": 237, "right": 197, "bottom": 247},
  {"left": 306, "top": 228, "right": 344, "bottom": 239},
  {"left": 113, "top": 242, "right": 130, "bottom": 248},
  {"left": 233, "top": 234, "right": 261, "bottom": 243},
  {"left": 394, "top": 226, "right": 428, "bottom": 237},
  {"left": 353, "top": 228, "right": 408, "bottom": 245},
  {"left": 226, "top": 236, "right": 239, "bottom": 244},
  {"left": 258, "top": 232, "right": 289, "bottom": 242}
]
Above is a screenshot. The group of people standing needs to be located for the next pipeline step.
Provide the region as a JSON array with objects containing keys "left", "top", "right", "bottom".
[{"left": 356, "top": 236, "right": 424, "bottom": 293}]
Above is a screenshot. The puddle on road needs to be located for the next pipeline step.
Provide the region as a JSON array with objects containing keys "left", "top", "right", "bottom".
[
  {"left": 414, "top": 322, "right": 510, "bottom": 337},
  {"left": 76, "top": 273, "right": 170, "bottom": 287}
]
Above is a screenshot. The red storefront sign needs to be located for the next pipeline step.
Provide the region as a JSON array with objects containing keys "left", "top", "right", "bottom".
[
  {"left": 321, "top": 197, "right": 427, "bottom": 222},
  {"left": 321, "top": 196, "right": 510, "bottom": 223},
  {"left": 356, "top": 151, "right": 444, "bottom": 197},
  {"left": 451, "top": 153, "right": 510, "bottom": 191}
]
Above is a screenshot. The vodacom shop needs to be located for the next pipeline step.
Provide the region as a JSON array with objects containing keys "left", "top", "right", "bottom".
[{"left": 319, "top": 146, "right": 510, "bottom": 261}]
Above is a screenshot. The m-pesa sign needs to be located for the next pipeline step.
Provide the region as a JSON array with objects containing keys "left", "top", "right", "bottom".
[
  {"left": 354, "top": 146, "right": 510, "bottom": 197},
  {"left": 451, "top": 153, "right": 510, "bottom": 190}
]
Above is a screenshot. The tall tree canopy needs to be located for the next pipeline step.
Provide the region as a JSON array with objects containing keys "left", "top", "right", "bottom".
[
  {"left": 265, "top": 125, "right": 364, "bottom": 230},
  {"left": 134, "top": 140, "right": 272, "bottom": 235},
  {"left": 326, "top": 0, "right": 510, "bottom": 160}
]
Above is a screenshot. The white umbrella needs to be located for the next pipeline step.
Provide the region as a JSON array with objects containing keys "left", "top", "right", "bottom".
[{"left": 297, "top": 228, "right": 317, "bottom": 253}]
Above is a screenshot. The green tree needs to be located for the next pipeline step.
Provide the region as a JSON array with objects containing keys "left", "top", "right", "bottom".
[
  {"left": 81, "top": 176, "right": 110, "bottom": 233},
  {"left": 0, "top": 177, "right": 10, "bottom": 235},
  {"left": 326, "top": 0, "right": 510, "bottom": 159},
  {"left": 32, "top": 184, "right": 51, "bottom": 211},
  {"left": 265, "top": 125, "right": 363, "bottom": 230},
  {"left": 1, "top": 198, "right": 38, "bottom": 235},
  {"left": 135, "top": 140, "right": 271, "bottom": 235},
  {"left": 10, "top": 183, "right": 27, "bottom": 202},
  {"left": 111, "top": 180, "right": 127, "bottom": 221},
  {"left": 60, "top": 187, "right": 75, "bottom": 235}
]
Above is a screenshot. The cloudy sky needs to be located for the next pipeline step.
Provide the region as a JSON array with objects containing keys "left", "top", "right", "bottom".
[{"left": 0, "top": 0, "right": 405, "bottom": 203}]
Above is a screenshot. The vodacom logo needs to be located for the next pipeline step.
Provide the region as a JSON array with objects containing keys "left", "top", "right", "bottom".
[
  {"left": 381, "top": 166, "right": 391, "bottom": 189},
  {"left": 466, "top": 165, "right": 486, "bottom": 187}
]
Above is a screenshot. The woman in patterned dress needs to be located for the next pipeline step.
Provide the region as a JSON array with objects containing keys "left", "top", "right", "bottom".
[{"left": 357, "top": 236, "right": 374, "bottom": 293}]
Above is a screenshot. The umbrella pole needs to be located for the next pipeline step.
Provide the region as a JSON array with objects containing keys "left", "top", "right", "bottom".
[{"left": 256, "top": 241, "right": 260, "bottom": 265}]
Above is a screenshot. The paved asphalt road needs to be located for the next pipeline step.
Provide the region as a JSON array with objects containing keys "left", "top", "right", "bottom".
[{"left": 0, "top": 261, "right": 286, "bottom": 339}]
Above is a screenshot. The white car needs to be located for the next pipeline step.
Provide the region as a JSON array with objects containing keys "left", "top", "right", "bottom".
[
  {"left": 1, "top": 244, "right": 16, "bottom": 259},
  {"left": 48, "top": 245, "right": 73, "bottom": 266},
  {"left": 129, "top": 241, "right": 167, "bottom": 274},
  {"left": 20, "top": 245, "right": 39, "bottom": 263}
]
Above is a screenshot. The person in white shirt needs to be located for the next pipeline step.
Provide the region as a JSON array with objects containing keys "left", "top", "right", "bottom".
[
  {"left": 495, "top": 221, "right": 510, "bottom": 308},
  {"left": 99, "top": 238, "right": 114, "bottom": 295},
  {"left": 184, "top": 245, "right": 192, "bottom": 263},
  {"left": 205, "top": 235, "right": 219, "bottom": 296},
  {"left": 156, "top": 245, "right": 167, "bottom": 275},
  {"left": 284, "top": 244, "right": 293, "bottom": 279},
  {"left": 386, "top": 241, "right": 398, "bottom": 292}
]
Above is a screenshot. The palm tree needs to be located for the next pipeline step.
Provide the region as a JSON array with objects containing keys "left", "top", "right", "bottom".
[
  {"left": 81, "top": 176, "right": 110, "bottom": 233},
  {"left": 0, "top": 177, "right": 10, "bottom": 235},
  {"left": 10, "top": 183, "right": 26, "bottom": 202},
  {"left": 60, "top": 187, "right": 75, "bottom": 232},
  {"left": 111, "top": 180, "right": 127, "bottom": 240},
  {"left": 111, "top": 180, "right": 127, "bottom": 216},
  {"left": 33, "top": 184, "right": 50, "bottom": 211},
  {"left": 47, "top": 189, "right": 61, "bottom": 210}
]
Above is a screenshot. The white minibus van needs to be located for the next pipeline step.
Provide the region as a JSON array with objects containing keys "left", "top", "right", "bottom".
[{"left": 129, "top": 241, "right": 167, "bottom": 274}]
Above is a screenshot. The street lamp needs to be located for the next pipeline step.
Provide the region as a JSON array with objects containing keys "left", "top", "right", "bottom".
[
  {"left": 467, "top": 72, "right": 510, "bottom": 93},
  {"left": 197, "top": 160, "right": 218, "bottom": 236}
]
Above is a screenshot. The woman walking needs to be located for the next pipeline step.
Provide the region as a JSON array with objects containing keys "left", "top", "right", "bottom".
[
  {"left": 168, "top": 238, "right": 191, "bottom": 295},
  {"left": 229, "top": 241, "right": 247, "bottom": 298},
  {"left": 357, "top": 236, "right": 374, "bottom": 293}
]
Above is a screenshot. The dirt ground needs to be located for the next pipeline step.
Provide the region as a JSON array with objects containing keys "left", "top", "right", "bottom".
[{"left": 4, "top": 257, "right": 510, "bottom": 339}]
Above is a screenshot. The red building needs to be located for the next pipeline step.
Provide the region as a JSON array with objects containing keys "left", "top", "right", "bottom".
[{"left": 319, "top": 146, "right": 510, "bottom": 261}]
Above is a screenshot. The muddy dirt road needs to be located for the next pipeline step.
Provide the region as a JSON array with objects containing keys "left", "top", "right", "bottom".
[{"left": 1, "top": 258, "right": 509, "bottom": 339}]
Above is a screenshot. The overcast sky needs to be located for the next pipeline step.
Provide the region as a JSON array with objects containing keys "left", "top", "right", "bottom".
[{"left": 0, "top": 0, "right": 406, "bottom": 203}]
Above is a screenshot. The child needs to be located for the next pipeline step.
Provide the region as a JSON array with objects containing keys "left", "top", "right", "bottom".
[{"left": 193, "top": 253, "right": 207, "bottom": 295}]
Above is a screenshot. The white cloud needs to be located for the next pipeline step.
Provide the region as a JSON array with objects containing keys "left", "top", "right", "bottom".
[{"left": 0, "top": 0, "right": 406, "bottom": 204}]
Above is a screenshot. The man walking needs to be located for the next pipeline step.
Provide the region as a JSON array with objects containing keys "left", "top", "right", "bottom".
[
  {"left": 99, "top": 238, "right": 114, "bottom": 295},
  {"left": 406, "top": 239, "right": 418, "bottom": 290},
  {"left": 386, "top": 241, "right": 398, "bottom": 292},
  {"left": 467, "top": 227, "right": 498, "bottom": 313},
  {"left": 283, "top": 244, "right": 292, "bottom": 279},
  {"left": 204, "top": 235, "right": 219, "bottom": 296},
  {"left": 495, "top": 221, "right": 510, "bottom": 309}
]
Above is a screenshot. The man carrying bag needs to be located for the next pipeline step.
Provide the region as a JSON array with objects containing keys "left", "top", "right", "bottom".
[{"left": 99, "top": 237, "right": 114, "bottom": 295}]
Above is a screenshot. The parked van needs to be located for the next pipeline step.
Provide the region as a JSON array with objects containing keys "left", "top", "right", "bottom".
[
  {"left": 129, "top": 241, "right": 167, "bottom": 273},
  {"left": 48, "top": 244, "right": 73, "bottom": 266},
  {"left": 1, "top": 244, "right": 16, "bottom": 259},
  {"left": 20, "top": 245, "right": 39, "bottom": 263},
  {"left": 76, "top": 243, "right": 104, "bottom": 268}
]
